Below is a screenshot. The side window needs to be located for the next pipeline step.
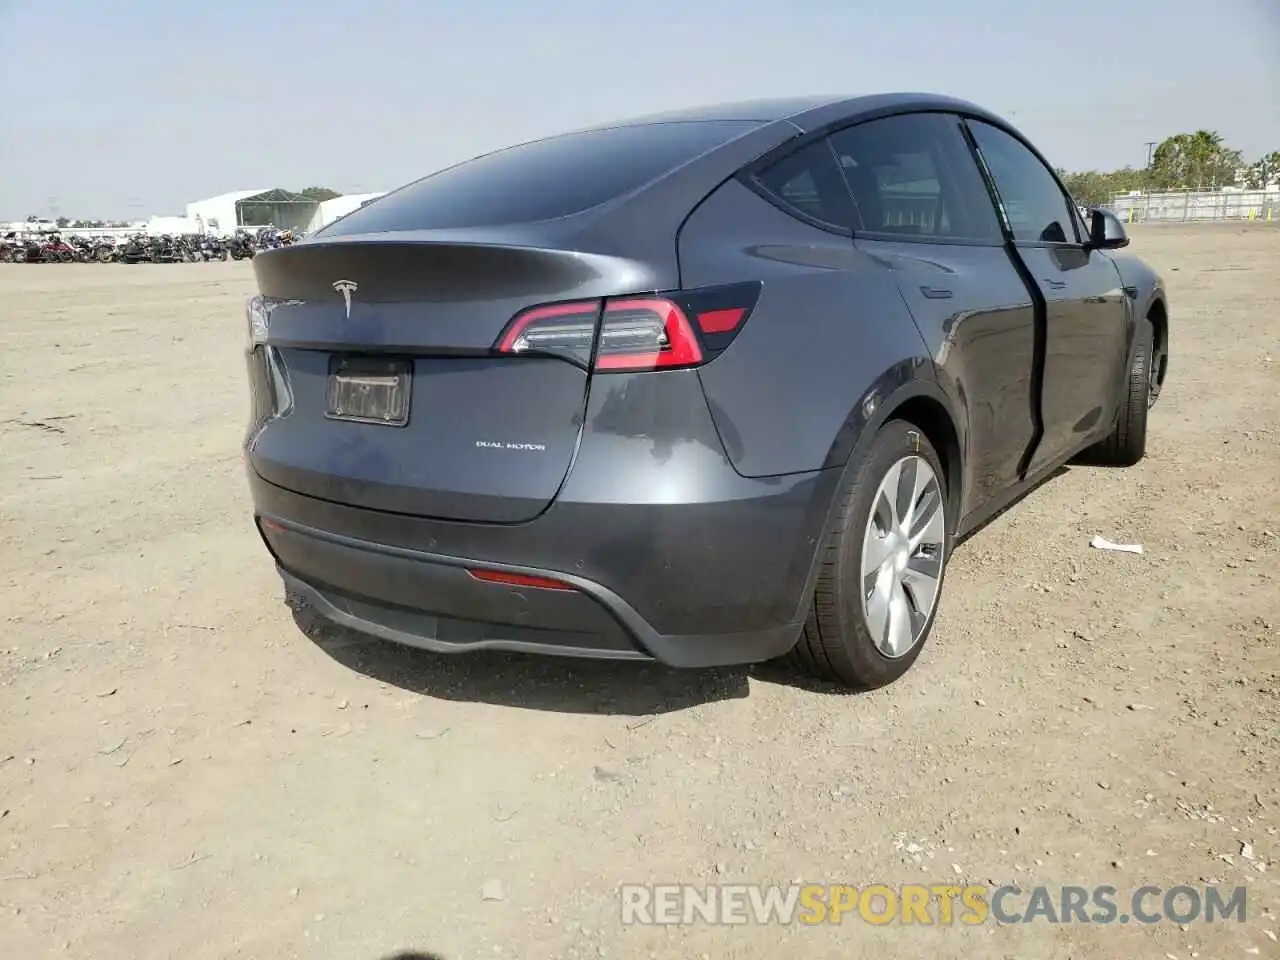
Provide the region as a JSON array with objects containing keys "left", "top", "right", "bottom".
[
  {"left": 966, "top": 121, "right": 1079, "bottom": 244},
  {"left": 751, "top": 139, "right": 855, "bottom": 232},
  {"left": 826, "top": 113, "right": 1003, "bottom": 243}
]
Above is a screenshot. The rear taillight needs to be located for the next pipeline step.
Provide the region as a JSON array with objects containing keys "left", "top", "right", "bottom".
[{"left": 495, "top": 282, "right": 761, "bottom": 372}]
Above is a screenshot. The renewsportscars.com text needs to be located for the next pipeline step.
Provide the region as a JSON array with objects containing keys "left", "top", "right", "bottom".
[{"left": 620, "top": 883, "right": 1247, "bottom": 926}]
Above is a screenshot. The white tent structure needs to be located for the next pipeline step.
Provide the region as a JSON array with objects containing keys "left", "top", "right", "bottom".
[
  {"left": 185, "top": 188, "right": 327, "bottom": 234},
  {"left": 185, "top": 190, "right": 266, "bottom": 235}
]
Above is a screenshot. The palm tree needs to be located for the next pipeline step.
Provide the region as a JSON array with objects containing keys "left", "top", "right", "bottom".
[{"left": 1185, "top": 130, "right": 1223, "bottom": 189}]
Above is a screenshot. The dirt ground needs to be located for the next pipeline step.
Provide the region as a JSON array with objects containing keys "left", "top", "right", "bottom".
[{"left": 1, "top": 223, "right": 1277, "bottom": 960}]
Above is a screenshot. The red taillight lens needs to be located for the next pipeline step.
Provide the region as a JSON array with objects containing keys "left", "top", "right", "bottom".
[
  {"left": 495, "top": 282, "right": 761, "bottom": 373},
  {"left": 594, "top": 298, "right": 702, "bottom": 371}
]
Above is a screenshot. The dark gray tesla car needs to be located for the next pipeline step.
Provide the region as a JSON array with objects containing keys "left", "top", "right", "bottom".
[{"left": 243, "top": 93, "right": 1168, "bottom": 690}]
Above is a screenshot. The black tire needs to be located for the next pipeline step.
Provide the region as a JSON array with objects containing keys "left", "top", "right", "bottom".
[
  {"left": 1079, "top": 316, "right": 1152, "bottom": 468},
  {"left": 788, "top": 419, "right": 951, "bottom": 690}
]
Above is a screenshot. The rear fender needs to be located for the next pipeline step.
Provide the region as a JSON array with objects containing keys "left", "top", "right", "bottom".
[
  {"left": 778, "top": 373, "right": 964, "bottom": 632},
  {"left": 819, "top": 371, "right": 965, "bottom": 527}
]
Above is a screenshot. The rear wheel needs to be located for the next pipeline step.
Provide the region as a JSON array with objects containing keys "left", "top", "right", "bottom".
[
  {"left": 789, "top": 420, "right": 950, "bottom": 689},
  {"left": 1079, "top": 316, "right": 1153, "bottom": 467}
]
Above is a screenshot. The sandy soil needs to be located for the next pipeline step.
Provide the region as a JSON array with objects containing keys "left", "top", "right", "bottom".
[{"left": 1, "top": 224, "right": 1278, "bottom": 960}]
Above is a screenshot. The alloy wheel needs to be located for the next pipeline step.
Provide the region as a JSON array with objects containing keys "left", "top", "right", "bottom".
[{"left": 860, "top": 456, "right": 947, "bottom": 658}]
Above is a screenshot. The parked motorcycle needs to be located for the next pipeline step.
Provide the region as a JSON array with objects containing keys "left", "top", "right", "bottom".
[
  {"left": 68, "top": 235, "right": 116, "bottom": 263},
  {"left": 148, "top": 234, "right": 184, "bottom": 263},
  {"left": 115, "top": 234, "right": 153, "bottom": 264},
  {"left": 1, "top": 227, "right": 301, "bottom": 264},
  {"left": 20, "top": 234, "right": 76, "bottom": 263},
  {"left": 227, "top": 232, "right": 256, "bottom": 260}
]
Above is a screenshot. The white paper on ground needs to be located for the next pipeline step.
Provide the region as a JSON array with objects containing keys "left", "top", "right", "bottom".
[{"left": 1089, "top": 535, "right": 1144, "bottom": 555}]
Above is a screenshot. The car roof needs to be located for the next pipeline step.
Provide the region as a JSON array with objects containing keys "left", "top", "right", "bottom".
[{"left": 583, "top": 92, "right": 1007, "bottom": 134}]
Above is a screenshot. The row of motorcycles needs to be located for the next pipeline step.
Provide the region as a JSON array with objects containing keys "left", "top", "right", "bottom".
[{"left": 0, "top": 227, "right": 298, "bottom": 264}]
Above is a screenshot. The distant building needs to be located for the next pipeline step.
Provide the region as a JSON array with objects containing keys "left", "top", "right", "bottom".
[
  {"left": 3, "top": 217, "right": 57, "bottom": 234},
  {"left": 184, "top": 188, "right": 387, "bottom": 235}
]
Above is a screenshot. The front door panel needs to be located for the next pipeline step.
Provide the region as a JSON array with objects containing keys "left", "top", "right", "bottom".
[{"left": 1018, "top": 247, "right": 1130, "bottom": 473}]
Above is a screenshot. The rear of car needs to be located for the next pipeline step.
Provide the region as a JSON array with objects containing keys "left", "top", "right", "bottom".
[{"left": 243, "top": 116, "right": 844, "bottom": 666}]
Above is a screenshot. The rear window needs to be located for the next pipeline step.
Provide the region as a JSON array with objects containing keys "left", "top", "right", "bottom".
[{"left": 321, "top": 120, "right": 762, "bottom": 234}]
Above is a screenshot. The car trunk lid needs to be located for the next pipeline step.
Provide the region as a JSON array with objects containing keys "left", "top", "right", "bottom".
[{"left": 246, "top": 232, "right": 663, "bottom": 523}]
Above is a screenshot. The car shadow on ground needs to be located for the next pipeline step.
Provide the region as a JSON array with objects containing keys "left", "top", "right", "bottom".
[
  {"left": 291, "top": 464, "right": 1076, "bottom": 714},
  {"left": 291, "top": 602, "right": 753, "bottom": 716}
]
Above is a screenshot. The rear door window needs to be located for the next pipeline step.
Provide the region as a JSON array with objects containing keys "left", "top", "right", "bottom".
[
  {"left": 827, "top": 113, "right": 1003, "bottom": 243},
  {"left": 320, "top": 120, "right": 764, "bottom": 234}
]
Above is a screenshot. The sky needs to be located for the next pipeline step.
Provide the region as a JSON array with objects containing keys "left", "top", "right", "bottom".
[{"left": 1, "top": 0, "right": 1277, "bottom": 220}]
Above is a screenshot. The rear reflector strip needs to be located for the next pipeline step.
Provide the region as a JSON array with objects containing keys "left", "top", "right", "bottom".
[
  {"left": 467, "top": 569, "right": 576, "bottom": 591},
  {"left": 695, "top": 307, "right": 746, "bottom": 334}
]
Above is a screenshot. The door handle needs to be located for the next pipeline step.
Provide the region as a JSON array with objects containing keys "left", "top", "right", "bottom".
[
  {"left": 1042, "top": 278, "right": 1067, "bottom": 290},
  {"left": 920, "top": 286, "right": 953, "bottom": 299}
]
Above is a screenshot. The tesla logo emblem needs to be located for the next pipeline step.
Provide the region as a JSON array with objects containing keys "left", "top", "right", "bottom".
[{"left": 332, "top": 280, "right": 358, "bottom": 319}]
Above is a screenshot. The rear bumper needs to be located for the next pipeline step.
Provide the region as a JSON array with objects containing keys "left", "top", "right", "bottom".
[
  {"left": 263, "top": 515, "right": 645, "bottom": 660},
  {"left": 259, "top": 511, "right": 807, "bottom": 667},
  {"left": 246, "top": 365, "right": 845, "bottom": 668},
  {"left": 250, "top": 460, "right": 841, "bottom": 668}
]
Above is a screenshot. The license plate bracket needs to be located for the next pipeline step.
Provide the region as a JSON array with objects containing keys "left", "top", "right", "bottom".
[{"left": 325, "top": 356, "right": 411, "bottom": 426}]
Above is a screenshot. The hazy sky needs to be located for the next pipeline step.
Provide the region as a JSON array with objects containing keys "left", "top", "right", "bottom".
[{"left": 2, "top": 0, "right": 1277, "bottom": 219}]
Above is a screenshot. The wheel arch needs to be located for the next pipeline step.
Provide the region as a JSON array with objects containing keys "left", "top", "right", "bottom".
[
  {"left": 822, "top": 374, "right": 966, "bottom": 535},
  {"left": 1146, "top": 295, "right": 1168, "bottom": 389},
  {"left": 1147, "top": 296, "right": 1167, "bottom": 350},
  {"left": 890, "top": 394, "right": 964, "bottom": 528}
]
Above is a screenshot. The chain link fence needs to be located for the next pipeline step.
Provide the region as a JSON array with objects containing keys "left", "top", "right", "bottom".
[{"left": 1109, "top": 190, "right": 1279, "bottom": 223}]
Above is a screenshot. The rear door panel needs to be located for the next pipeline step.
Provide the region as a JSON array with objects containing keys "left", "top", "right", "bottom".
[{"left": 861, "top": 240, "right": 1037, "bottom": 517}]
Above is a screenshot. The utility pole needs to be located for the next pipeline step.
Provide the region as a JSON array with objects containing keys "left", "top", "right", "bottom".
[{"left": 1144, "top": 141, "right": 1157, "bottom": 194}]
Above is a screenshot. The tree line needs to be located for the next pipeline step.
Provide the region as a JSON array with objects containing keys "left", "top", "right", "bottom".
[{"left": 1059, "top": 131, "right": 1280, "bottom": 208}]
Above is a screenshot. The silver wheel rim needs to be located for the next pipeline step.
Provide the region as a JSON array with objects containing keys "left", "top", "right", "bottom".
[{"left": 860, "top": 456, "right": 947, "bottom": 659}]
